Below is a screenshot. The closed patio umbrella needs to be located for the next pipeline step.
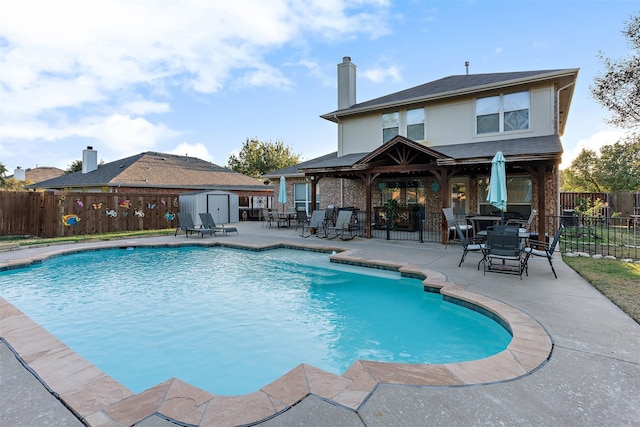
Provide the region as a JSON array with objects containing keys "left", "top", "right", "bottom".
[
  {"left": 487, "top": 151, "right": 507, "bottom": 222},
  {"left": 278, "top": 176, "right": 287, "bottom": 212}
]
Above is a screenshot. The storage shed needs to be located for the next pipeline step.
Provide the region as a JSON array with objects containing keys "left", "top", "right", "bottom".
[{"left": 179, "top": 191, "right": 239, "bottom": 226}]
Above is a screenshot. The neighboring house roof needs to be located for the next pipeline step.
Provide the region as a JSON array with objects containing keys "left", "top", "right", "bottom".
[
  {"left": 30, "top": 152, "right": 268, "bottom": 191},
  {"left": 7, "top": 166, "right": 64, "bottom": 183},
  {"left": 321, "top": 69, "right": 578, "bottom": 134}
]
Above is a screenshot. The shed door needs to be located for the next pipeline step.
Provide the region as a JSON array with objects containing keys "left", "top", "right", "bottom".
[{"left": 207, "top": 194, "right": 230, "bottom": 224}]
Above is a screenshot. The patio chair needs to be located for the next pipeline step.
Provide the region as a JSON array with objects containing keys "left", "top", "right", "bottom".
[
  {"left": 324, "top": 210, "right": 356, "bottom": 240},
  {"left": 175, "top": 213, "right": 216, "bottom": 238},
  {"left": 294, "top": 209, "right": 309, "bottom": 232},
  {"left": 507, "top": 209, "right": 537, "bottom": 231},
  {"left": 261, "top": 208, "right": 286, "bottom": 228},
  {"left": 454, "top": 222, "right": 487, "bottom": 268},
  {"left": 523, "top": 224, "right": 563, "bottom": 278},
  {"left": 300, "top": 210, "right": 325, "bottom": 238},
  {"left": 199, "top": 212, "right": 238, "bottom": 236},
  {"left": 484, "top": 225, "right": 526, "bottom": 279},
  {"left": 323, "top": 205, "right": 336, "bottom": 228},
  {"left": 443, "top": 207, "right": 473, "bottom": 248}
]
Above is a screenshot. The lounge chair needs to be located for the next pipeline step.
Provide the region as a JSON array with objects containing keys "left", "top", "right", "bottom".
[
  {"left": 323, "top": 210, "right": 356, "bottom": 240},
  {"left": 443, "top": 207, "right": 473, "bottom": 248},
  {"left": 199, "top": 212, "right": 238, "bottom": 236},
  {"left": 175, "top": 213, "right": 216, "bottom": 238},
  {"left": 483, "top": 225, "right": 527, "bottom": 279},
  {"left": 454, "top": 222, "right": 486, "bottom": 268},
  {"left": 300, "top": 210, "right": 325, "bottom": 238},
  {"left": 523, "top": 224, "right": 563, "bottom": 278}
]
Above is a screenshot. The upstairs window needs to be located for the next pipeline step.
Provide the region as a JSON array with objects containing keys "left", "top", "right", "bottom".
[
  {"left": 476, "top": 91, "right": 529, "bottom": 134},
  {"left": 406, "top": 108, "right": 425, "bottom": 140},
  {"left": 382, "top": 112, "right": 399, "bottom": 143}
]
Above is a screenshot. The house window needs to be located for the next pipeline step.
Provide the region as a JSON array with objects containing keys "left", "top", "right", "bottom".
[
  {"left": 294, "top": 182, "right": 318, "bottom": 213},
  {"left": 382, "top": 112, "right": 399, "bottom": 142},
  {"left": 476, "top": 91, "right": 529, "bottom": 134},
  {"left": 406, "top": 108, "right": 425, "bottom": 140},
  {"left": 478, "top": 176, "right": 532, "bottom": 218}
]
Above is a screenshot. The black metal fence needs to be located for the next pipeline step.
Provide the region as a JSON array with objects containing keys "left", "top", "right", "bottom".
[
  {"left": 361, "top": 208, "right": 639, "bottom": 260},
  {"left": 549, "top": 214, "right": 639, "bottom": 260}
]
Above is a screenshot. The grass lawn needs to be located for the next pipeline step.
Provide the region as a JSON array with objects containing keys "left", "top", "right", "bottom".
[
  {"left": 563, "top": 256, "right": 640, "bottom": 324},
  {"left": 0, "top": 229, "right": 175, "bottom": 246}
]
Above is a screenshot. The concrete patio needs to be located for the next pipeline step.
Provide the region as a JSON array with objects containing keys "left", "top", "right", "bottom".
[{"left": 1, "top": 221, "right": 639, "bottom": 426}]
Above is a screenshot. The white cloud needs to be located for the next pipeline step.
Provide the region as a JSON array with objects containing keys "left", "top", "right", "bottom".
[
  {"left": 362, "top": 65, "right": 402, "bottom": 84},
  {"left": 121, "top": 100, "right": 171, "bottom": 116},
  {"left": 495, "top": 47, "right": 504, "bottom": 54},
  {"left": 169, "top": 142, "right": 215, "bottom": 163},
  {"left": 0, "top": 0, "right": 391, "bottom": 150},
  {"left": 83, "top": 114, "right": 179, "bottom": 158},
  {"left": 560, "top": 129, "right": 628, "bottom": 169}
]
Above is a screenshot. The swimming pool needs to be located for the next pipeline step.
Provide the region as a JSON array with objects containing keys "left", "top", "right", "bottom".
[{"left": 0, "top": 246, "right": 512, "bottom": 396}]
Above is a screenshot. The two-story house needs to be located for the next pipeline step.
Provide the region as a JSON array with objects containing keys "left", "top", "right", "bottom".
[{"left": 265, "top": 57, "right": 578, "bottom": 241}]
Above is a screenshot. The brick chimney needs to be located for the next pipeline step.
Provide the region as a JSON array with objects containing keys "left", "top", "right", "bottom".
[{"left": 337, "top": 56, "right": 356, "bottom": 110}]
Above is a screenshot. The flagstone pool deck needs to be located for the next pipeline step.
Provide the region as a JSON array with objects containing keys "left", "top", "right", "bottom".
[{"left": 1, "top": 221, "right": 639, "bottom": 426}]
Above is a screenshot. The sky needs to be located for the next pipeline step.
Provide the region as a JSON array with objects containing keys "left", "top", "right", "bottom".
[{"left": 1, "top": 0, "right": 638, "bottom": 174}]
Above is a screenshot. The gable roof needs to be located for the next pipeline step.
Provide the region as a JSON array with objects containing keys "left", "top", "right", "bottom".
[
  {"left": 31, "top": 151, "right": 267, "bottom": 191},
  {"left": 355, "top": 135, "right": 450, "bottom": 166},
  {"left": 321, "top": 69, "right": 579, "bottom": 122}
]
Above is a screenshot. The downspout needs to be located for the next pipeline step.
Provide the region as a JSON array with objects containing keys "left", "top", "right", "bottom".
[
  {"left": 334, "top": 113, "right": 345, "bottom": 206},
  {"left": 334, "top": 113, "right": 343, "bottom": 157},
  {"left": 556, "top": 82, "right": 575, "bottom": 135}
]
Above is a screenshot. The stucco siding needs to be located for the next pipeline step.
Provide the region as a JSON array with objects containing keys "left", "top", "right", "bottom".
[
  {"left": 340, "top": 115, "right": 380, "bottom": 155},
  {"left": 340, "top": 84, "right": 558, "bottom": 153}
]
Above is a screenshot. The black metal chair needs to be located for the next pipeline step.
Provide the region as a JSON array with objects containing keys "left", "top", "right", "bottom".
[
  {"left": 454, "top": 222, "right": 487, "bottom": 268},
  {"left": 484, "top": 225, "right": 527, "bottom": 279},
  {"left": 523, "top": 225, "right": 564, "bottom": 278}
]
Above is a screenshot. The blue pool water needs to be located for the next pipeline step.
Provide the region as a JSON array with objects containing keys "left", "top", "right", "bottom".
[{"left": 0, "top": 246, "right": 511, "bottom": 396}]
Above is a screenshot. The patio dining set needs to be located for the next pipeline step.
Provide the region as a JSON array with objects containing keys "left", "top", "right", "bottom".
[{"left": 443, "top": 207, "right": 563, "bottom": 279}]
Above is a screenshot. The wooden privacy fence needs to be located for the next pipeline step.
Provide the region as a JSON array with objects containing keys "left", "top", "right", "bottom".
[
  {"left": 0, "top": 192, "right": 181, "bottom": 238},
  {"left": 560, "top": 192, "right": 639, "bottom": 217}
]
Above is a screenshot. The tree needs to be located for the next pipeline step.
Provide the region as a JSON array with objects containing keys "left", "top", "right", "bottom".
[
  {"left": 561, "top": 148, "right": 602, "bottom": 192},
  {"left": 561, "top": 134, "right": 640, "bottom": 192},
  {"left": 65, "top": 160, "right": 83, "bottom": 174},
  {"left": 0, "top": 177, "right": 34, "bottom": 191},
  {"left": 590, "top": 13, "right": 640, "bottom": 129},
  {"left": 597, "top": 135, "right": 640, "bottom": 192},
  {"left": 0, "top": 162, "right": 6, "bottom": 185},
  {"left": 226, "top": 138, "right": 301, "bottom": 179}
]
